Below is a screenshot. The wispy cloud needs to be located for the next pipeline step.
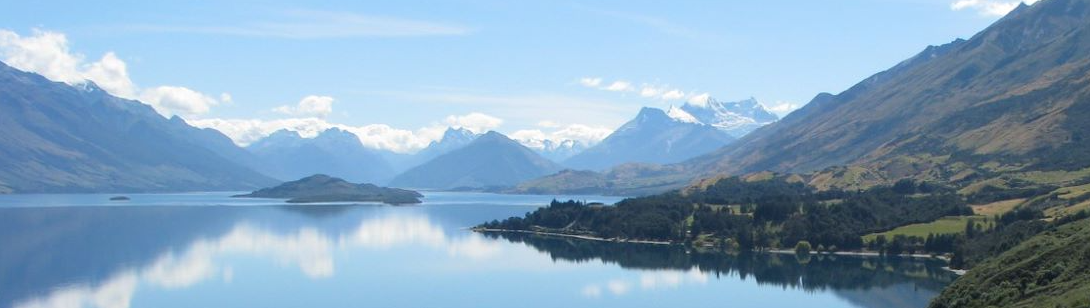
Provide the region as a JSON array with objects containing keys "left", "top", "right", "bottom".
[
  {"left": 577, "top": 6, "right": 718, "bottom": 41},
  {"left": 577, "top": 76, "right": 709, "bottom": 103},
  {"left": 273, "top": 95, "right": 335, "bottom": 118},
  {"left": 114, "top": 10, "right": 472, "bottom": 39},
  {"left": 368, "top": 89, "right": 635, "bottom": 130},
  {"left": 950, "top": 0, "right": 1038, "bottom": 17}
]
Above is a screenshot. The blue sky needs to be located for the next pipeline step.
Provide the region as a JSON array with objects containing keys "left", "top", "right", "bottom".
[{"left": 0, "top": 0, "right": 1024, "bottom": 152}]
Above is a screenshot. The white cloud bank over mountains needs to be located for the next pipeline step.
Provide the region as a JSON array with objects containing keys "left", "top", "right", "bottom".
[
  {"left": 0, "top": 29, "right": 228, "bottom": 118},
  {"left": 189, "top": 111, "right": 514, "bottom": 153},
  {"left": 0, "top": 28, "right": 611, "bottom": 154},
  {"left": 190, "top": 111, "right": 611, "bottom": 154}
]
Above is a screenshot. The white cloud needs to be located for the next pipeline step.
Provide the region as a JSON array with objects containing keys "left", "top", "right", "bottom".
[
  {"left": 188, "top": 112, "right": 502, "bottom": 153},
  {"left": 661, "top": 89, "right": 686, "bottom": 100},
  {"left": 273, "top": 95, "right": 335, "bottom": 118},
  {"left": 0, "top": 29, "right": 85, "bottom": 85},
  {"left": 140, "top": 86, "right": 224, "bottom": 118},
  {"left": 578, "top": 77, "right": 707, "bottom": 102},
  {"left": 116, "top": 10, "right": 471, "bottom": 39},
  {"left": 188, "top": 117, "right": 434, "bottom": 153},
  {"left": 443, "top": 112, "right": 503, "bottom": 133},
  {"left": 766, "top": 100, "right": 801, "bottom": 117},
  {"left": 638, "top": 86, "right": 661, "bottom": 98},
  {"left": 603, "top": 80, "right": 633, "bottom": 92},
  {"left": 687, "top": 93, "right": 711, "bottom": 106},
  {"left": 950, "top": 0, "right": 1037, "bottom": 16},
  {"left": 0, "top": 29, "right": 224, "bottom": 118},
  {"left": 82, "top": 52, "right": 136, "bottom": 98},
  {"left": 578, "top": 77, "right": 602, "bottom": 87},
  {"left": 510, "top": 123, "right": 613, "bottom": 150}
]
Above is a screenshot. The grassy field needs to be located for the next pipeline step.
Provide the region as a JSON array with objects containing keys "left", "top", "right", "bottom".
[
  {"left": 863, "top": 216, "right": 990, "bottom": 242},
  {"left": 1055, "top": 183, "right": 1090, "bottom": 200},
  {"left": 971, "top": 198, "right": 1024, "bottom": 216},
  {"left": 1045, "top": 200, "right": 1090, "bottom": 218}
]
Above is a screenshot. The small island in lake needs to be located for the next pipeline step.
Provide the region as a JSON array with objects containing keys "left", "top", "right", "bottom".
[{"left": 234, "top": 174, "right": 423, "bottom": 205}]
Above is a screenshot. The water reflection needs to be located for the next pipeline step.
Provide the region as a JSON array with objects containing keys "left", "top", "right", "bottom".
[
  {"left": 486, "top": 232, "right": 956, "bottom": 307},
  {"left": 11, "top": 211, "right": 501, "bottom": 308},
  {"left": 582, "top": 268, "right": 710, "bottom": 297},
  {"left": 0, "top": 192, "right": 951, "bottom": 308}
]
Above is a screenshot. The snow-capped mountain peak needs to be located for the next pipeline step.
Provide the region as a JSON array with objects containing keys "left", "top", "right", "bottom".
[
  {"left": 679, "top": 97, "right": 779, "bottom": 137},
  {"left": 666, "top": 105, "right": 701, "bottom": 123}
]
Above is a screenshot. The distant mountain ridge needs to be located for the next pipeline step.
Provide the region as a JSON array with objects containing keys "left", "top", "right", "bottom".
[
  {"left": 389, "top": 131, "right": 562, "bottom": 189},
  {"left": 247, "top": 128, "right": 397, "bottom": 184},
  {"left": 0, "top": 62, "right": 277, "bottom": 193},
  {"left": 562, "top": 107, "right": 736, "bottom": 171}
]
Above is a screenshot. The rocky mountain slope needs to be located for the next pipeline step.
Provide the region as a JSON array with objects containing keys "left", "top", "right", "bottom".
[{"left": 0, "top": 62, "right": 277, "bottom": 193}]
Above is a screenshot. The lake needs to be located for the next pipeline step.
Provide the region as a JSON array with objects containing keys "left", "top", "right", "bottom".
[{"left": 0, "top": 191, "right": 956, "bottom": 308}]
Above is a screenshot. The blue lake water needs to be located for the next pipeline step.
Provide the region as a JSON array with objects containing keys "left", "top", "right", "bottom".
[{"left": 0, "top": 191, "right": 955, "bottom": 308}]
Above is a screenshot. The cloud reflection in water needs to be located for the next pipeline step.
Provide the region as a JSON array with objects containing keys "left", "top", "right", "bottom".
[
  {"left": 581, "top": 268, "right": 709, "bottom": 298},
  {"left": 15, "top": 215, "right": 501, "bottom": 308}
]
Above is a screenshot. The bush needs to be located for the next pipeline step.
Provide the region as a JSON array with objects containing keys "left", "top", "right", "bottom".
[{"left": 795, "top": 241, "right": 812, "bottom": 255}]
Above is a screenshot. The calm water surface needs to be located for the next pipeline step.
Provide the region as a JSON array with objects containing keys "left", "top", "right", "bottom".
[{"left": 0, "top": 192, "right": 955, "bottom": 308}]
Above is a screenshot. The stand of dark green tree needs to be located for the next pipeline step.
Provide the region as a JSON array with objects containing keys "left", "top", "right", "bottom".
[{"left": 481, "top": 177, "right": 973, "bottom": 254}]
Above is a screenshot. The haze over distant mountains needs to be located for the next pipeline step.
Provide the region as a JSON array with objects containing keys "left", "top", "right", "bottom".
[
  {"left": 389, "top": 131, "right": 563, "bottom": 189},
  {"left": 246, "top": 128, "right": 397, "bottom": 184},
  {"left": 563, "top": 107, "right": 737, "bottom": 171},
  {"left": 0, "top": 62, "right": 277, "bottom": 193}
]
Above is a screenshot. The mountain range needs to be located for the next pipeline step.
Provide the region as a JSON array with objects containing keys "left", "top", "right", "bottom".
[
  {"left": 387, "top": 127, "right": 479, "bottom": 171},
  {"left": 246, "top": 128, "right": 396, "bottom": 184},
  {"left": 389, "top": 131, "right": 562, "bottom": 189},
  {"left": 563, "top": 107, "right": 736, "bottom": 171},
  {"left": 0, "top": 62, "right": 277, "bottom": 193}
]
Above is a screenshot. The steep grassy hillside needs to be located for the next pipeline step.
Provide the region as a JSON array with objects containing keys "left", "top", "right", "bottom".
[
  {"left": 690, "top": 0, "right": 1090, "bottom": 183},
  {"left": 929, "top": 216, "right": 1090, "bottom": 308}
]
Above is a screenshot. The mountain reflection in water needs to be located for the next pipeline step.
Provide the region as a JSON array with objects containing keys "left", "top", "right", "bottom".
[
  {"left": 484, "top": 232, "right": 957, "bottom": 307},
  {"left": 3, "top": 205, "right": 501, "bottom": 308},
  {"left": 0, "top": 192, "right": 954, "bottom": 308}
]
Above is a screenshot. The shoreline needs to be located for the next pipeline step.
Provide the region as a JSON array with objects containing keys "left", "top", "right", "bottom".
[
  {"left": 475, "top": 228, "right": 956, "bottom": 264},
  {"left": 472, "top": 228, "right": 674, "bottom": 245},
  {"left": 763, "top": 249, "right": 948, "bottom": 260}
]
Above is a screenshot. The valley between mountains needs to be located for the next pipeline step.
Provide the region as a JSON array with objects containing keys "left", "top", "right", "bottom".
[{"left": 3, "top": 1, "right": 1090, "bottom": 307}]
